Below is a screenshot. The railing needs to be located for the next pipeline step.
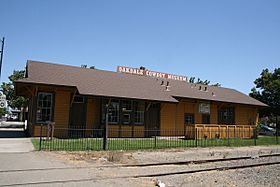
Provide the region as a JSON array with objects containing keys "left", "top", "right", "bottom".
[{"left": 36, "top": 127, "right": 279, "bottom": 151}]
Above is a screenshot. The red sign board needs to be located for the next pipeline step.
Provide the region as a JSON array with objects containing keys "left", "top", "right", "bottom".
[{"left": 117, "top": 66, "right": 187, "bottom": 82}]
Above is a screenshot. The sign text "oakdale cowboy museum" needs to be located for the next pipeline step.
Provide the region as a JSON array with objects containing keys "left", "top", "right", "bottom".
[{"left": 117, "top": 66, "right": 188, "bottom": 82}]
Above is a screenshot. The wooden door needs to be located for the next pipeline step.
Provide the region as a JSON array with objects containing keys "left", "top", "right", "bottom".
[
  {"left": 69, "top": 96, "right": 87, "bottom": 137},
  {"left": 145, "top": 103, "right": 160, "bottom": 136}
]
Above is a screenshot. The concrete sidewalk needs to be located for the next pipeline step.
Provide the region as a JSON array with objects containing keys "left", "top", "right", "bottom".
[
  {"left": 0, "top": 138, "right": 34, "bottom": 153},
  {"left": 0, "top": 128, "right": 34, "bottom": 153}
]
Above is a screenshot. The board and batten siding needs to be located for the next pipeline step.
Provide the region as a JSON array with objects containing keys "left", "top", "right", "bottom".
[
  {"left": 86, "top": 98, "right": 94, "bottom": 129},
  {"left": 32, "top": 90, "right": 71, "bottom": 136},
  {"left": 235, "top": 105, "right": 258, "bottom": 125},
  {"left": 86, "top": 98, "right": 101, "bottom": 129},
  {"left": 53, "top": 91, "right": 71, "bottom": 129},
  {"left": 160, "top": 100, "right": 259, "bottom": 138}
]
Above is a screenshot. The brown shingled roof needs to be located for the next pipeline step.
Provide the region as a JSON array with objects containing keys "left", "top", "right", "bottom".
[{"left": 16, "top": 60, "right": 267, "bottom": 106}]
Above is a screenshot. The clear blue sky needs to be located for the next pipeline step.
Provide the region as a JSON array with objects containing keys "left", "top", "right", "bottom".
[{"left": 1, "top": 0, "right": 279, "bottom": 94}]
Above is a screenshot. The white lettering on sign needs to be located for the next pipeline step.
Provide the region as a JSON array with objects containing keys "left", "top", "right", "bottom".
[
  {"left": 117, "top": 66, "right": 187, "bottom": 82},
  {"left": 118, "top": 66, "right": 144, "bottom": 76}
]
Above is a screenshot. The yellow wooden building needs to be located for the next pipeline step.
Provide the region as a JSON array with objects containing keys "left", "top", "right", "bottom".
[{"left": 15, "top": 60, "right": 267, "bottom": 139}]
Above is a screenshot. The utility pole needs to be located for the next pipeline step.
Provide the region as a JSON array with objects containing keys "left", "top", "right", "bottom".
[{"left": 0, "top": 37, "right": 5, "bottom": 79}]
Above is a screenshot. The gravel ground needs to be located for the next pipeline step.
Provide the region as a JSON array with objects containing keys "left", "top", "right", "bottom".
[
  {"left": 52, "top": 145, "right": 280, "bottom": 166},
  {"left": 3, "top": 146, "right": 278, "bottom": 186},
  {"left": 48, "top": 146, "right": 280, "bottom": 187},
  {"left": 152, "top": 164, "right": 280, "bottom": 187}
]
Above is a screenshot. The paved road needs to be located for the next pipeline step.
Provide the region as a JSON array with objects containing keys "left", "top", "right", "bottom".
[{"left": 0, "top": 128, "right": 145, "bottom": 187}]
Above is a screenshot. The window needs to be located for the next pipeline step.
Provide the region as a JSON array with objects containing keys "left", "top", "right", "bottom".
[
  {"left": 102, "top": 99, "right": 121, "bottom": 124},
  {"left": 123, "top": 113, "right": 131, "bottom": 124},
  {"left": 102, "top": 99, "right": 120, "bottom": 124},
  {"left": 122, "top": 100, "right": 132, "bottom": 111},
  {"left": 121, "top": 100, "right": 132, "bottom": 124},
  {"left": 202, "top": 114, "right": 210, "bottom": 124},
  {"left": 218, "top": 107, "right": 235, "bottom": 124},
  {"left": 73, "top": 96, "right": 84, "bottom": 103},
  {"left": 108, "top": 100, "right": 120, "bottom": 123},
  {"left": 101, "top": 99, "right": 145, "bottom": 125},
  {"left": 184, "top": 113, "right": 194, "bottom": 125},
  {"left": 36, "top": 92, "right": 53, "bottom": 123},
  {"left": 134, "top": 101, "right": 145, "bottom": 125}
]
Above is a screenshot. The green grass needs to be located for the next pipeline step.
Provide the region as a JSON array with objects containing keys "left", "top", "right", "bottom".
[{"left": 31, "top": 136, "right": 279, "bottom": 151}]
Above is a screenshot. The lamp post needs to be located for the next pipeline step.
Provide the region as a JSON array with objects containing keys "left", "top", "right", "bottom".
[{"left": 0, "top": 37, "right": 5, "bottom": 79}]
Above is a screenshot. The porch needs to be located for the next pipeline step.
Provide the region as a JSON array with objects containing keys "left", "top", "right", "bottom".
[{"left": 185, "top": 124, "right": 256, "bottom": 139}]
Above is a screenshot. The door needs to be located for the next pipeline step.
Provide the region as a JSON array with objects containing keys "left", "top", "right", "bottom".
[
  {"left": 145, "top": 103, "right": 160, "bottom": 137},
  {"left": 69, "top": 96, "right": 87, "bottom": 137}
]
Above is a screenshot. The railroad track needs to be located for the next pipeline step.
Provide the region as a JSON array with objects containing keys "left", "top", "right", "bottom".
[
  {"left": 122, "top": 153, "right": 280, "bottom": 167},
  {"left": 1, "top": 153, "right": 280, "bottom": 186},
  {"left": 1, "top": 153, "right": 280, "bottom": 173},
  {"left": 134, "top": 160, "right": 280, "bottom": 178}
]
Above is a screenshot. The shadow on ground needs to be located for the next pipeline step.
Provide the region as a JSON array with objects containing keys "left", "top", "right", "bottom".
[{"left": 0, "top": 128, "right": 26, "bottom": 138}]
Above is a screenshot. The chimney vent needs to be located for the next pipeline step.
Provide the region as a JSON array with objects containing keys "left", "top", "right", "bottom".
[
  {"left": 204, "top": 87, "right": 208, "bottom": 91},
  {"left": 161, "top": 80, "right": 164, "bottom": 86},
  {"left": 212, "top": 92, "right": 216, "bottom": 97}
]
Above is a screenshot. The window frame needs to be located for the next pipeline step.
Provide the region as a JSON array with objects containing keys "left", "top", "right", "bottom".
[
  {"left": 134, "top": 101, "right": 145, "bottom": 125},
  {"left": 184, "top": 113, "right": 195, "bottom": 125},
  {"left": 102, "top": 99, "right": 120, "bottom": 124},
  {"left": 218, "top": 107, "right": 235, "bottom": 124},
  {"left": 73, "top": 96, "right": 85, "bottom": 103},
  {"left": 36, "top": 92, "right": 54, "bottom": 123},
  {"left": 101, "top": 99, "right": 145, "bottom": 125},
  {"left": 202, "top": 114, "right": 210, "bottom": 124}
]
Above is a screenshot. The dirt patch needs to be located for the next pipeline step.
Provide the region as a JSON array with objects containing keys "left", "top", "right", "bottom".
[
  {"left": 49, "top": 145, "right": 280, "bottom": 167},
  {"left": 51, "top": 150, "right": 137, "bottom": 165}
]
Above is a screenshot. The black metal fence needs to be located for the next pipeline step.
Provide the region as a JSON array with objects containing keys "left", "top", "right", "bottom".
[{"left": 38, "top": 127, "right": 279, "bottom": 151}]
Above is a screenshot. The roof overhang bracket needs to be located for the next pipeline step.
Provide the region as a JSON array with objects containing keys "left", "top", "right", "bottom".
[
  {"left": 34, "top": 86, "right": 38, "bottom": 96},
  {"left": 107, "top": 98, "right": 112, "bottom": 106},
  {"left": 146, "top": 102, "right": 152, "bottom": 111},
  {"left": 70, "top": 89, "right": 78, "bottom": 107}
]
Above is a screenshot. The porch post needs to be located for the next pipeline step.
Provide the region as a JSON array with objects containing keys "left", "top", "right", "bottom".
[{"left": 103, "top": 104, "right": 109, "bottom": 150}]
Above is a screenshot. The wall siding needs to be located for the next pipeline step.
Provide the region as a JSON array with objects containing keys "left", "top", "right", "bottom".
[
  {"left": 86, "top": 98, "right": 94, "bottom": 129},
  {"left": 85, "top": 97, "right": 101, "bottom": 129},
  {"left": 235, "top": 105, "right": 258, "bottom": 125},
  {"left": 160, "top": 100, "right": 259, "bottom": 139},
  {"left": 160, "top": 103, "right": 177, "bottom": 131},
  {"left": 53, "top": 91, "right": 71, "bottom": 129}
]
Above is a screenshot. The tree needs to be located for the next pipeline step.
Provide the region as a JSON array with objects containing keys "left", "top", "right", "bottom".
[
  {"left": 1, "top": 70, "right": 28, "bottom": 109},
  {"left": 189, "top": 76, "right": 221, "bottom": 87},
  {"left": 250, "top": 68, "right": 280, "bottom": 117},
  {"left": 0, "top": 107, "right": 7, "bottom": 116}
]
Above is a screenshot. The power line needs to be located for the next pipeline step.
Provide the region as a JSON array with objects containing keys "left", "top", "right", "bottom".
[{"left": 0, "top": 37, "right": 5, "bottom": 79}]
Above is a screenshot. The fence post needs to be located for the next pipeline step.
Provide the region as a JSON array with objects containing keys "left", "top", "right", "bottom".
[
  {"left": 103, "top": 107, "right": 109, "bottom": 150},
  {"left": 39, "top": 124, "right": 43, "bottom": 151},
  {"left": 227, "top": 127, "right": 230, "bottom": 146},
  {"left": 254, "top": 128, "right": 257, "bottom": 146},
  {"left": 154, "top": 130, "right": 157, "bottom": 149},
  {"left": 277, "top": 129, "right": 279, "bottom": 144},
  {"left": 195, "top": 128, "right": 198, "bottom": 147}
]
